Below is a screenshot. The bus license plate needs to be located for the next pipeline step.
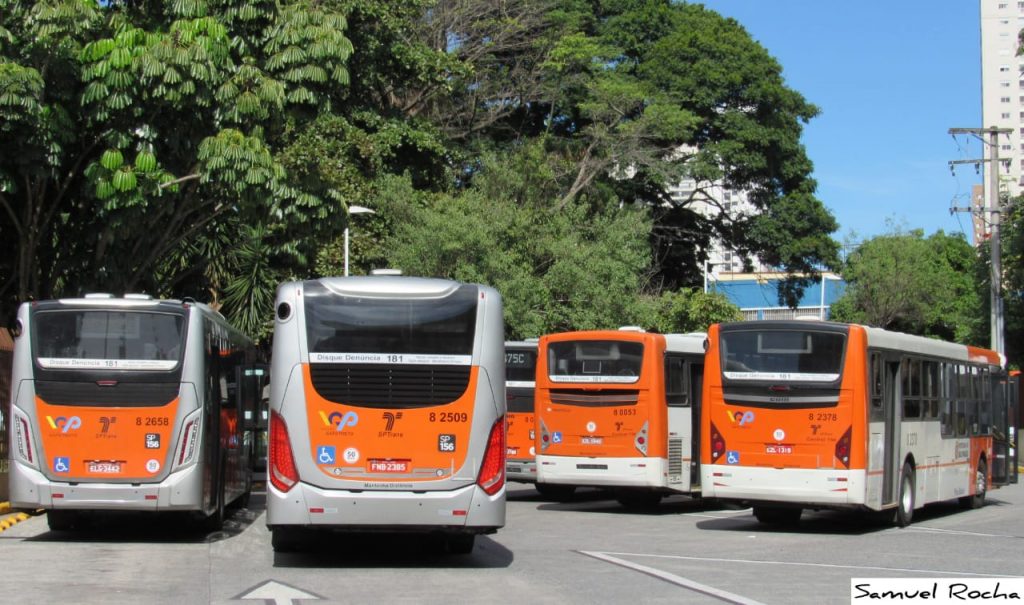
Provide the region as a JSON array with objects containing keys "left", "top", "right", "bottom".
[
  {"left": 765, "top": 445, "right": 792, "bottom": 454},
  {"left": 87, "top": 462, "right": 121, "bottom": 474},
  {"left": 368, "top": 459, "right": 410, "bottom": 473},
  {"left": 507, "top": 465, "right": 522, "bottom": 473},
  {"left": 581, "top": 436, "right": 603, "bottom": 445}
]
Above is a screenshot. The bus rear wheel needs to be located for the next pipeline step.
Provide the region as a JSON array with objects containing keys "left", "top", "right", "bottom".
[
  {"left": 46, "top": 510, "right": 81, "bottom": 532},
  {"left": 616, "top": 491, "right": 663, "bottom": 510},
  {"left": 752, "top": 506, "right": 801, "bottom": 525},
  {"left": 535, "top": 483, "right": 576, "bottom": 501},
  {"left": 959, "top": 459, "right": 987, "bottom": 510},
  {"left": 895, "top": 463, "right": 915, "bottom": 527}
]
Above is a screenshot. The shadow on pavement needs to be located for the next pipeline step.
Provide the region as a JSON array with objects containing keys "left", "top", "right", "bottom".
[
  {"left": 272, "top": 532, "right": 514, "bottom": 569},
  {"left": 26, "top": 492, "right": 267, "bottom": 544}
]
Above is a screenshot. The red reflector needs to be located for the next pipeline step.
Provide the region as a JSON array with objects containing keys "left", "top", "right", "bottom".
[
  {"left": 638, "top": 437, "right": 645, "bottom": 445},
  {"left": 713, "top": 472, "right": 724, "bottom": 477},
  {"left": 453, "top": 510, "right": 468, "bottom": 516},
  {"left": 309, "top": 508, "right": 324, "bottom": 514},
  {"left": 96, "top": 380, "right": 118, "bottom": 387},
  {"left": 52, "top": 494, "right": 64, "bottom": 498},
  {"left": 145, "top": 495, "right": 157, "bottom": 500}
]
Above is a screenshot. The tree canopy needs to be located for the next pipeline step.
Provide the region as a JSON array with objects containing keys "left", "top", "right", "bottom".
[
  {"left": 2, "top": 0, "right": 840, "bottom": 340},
  {"left": 830, "top": 228, "right": 982, "bottom": 343}
]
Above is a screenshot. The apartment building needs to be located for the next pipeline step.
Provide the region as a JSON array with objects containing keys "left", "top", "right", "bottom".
[{"left": 980, "top": 0, "right": 1024, "bottom": 200}]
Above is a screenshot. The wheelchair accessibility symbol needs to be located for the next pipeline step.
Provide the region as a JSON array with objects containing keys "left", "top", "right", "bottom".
[
  {"left": 53, "top": 457, "right": 70, "bottom": 473},
  {"left": 317, "top": 445, "right": 336, "bottom": 465},
  {"left": 726, "top": 451, "right": 740, "bottom": 465},
  {"left": 552, "top": 432, "right": 563, "bottom": 444}
]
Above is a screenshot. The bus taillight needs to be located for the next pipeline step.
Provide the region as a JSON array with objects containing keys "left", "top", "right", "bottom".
[
  {"left": 835, "top": 426, "right": 852, "bottom": 468},
  {"left": 539, "top": 419, "right": 550, "bottom": 452},
  {"left": 176, "top": 418, "right": 200, "bottom": 467},
  {"left": 710, "top": 422, "right": 726, "bottom": 463},
  {"left": 269, "top": 412, "right": 298, "bottom": 493},
  {"left": 477, "top": 416, "right": 506, "bottom": 496},
  {"left": 634, "top": 420, "right": 649, "bottom": 456}
]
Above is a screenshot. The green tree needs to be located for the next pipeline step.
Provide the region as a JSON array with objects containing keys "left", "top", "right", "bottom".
[
  {"left": 830, "top": 229, "right": 982, "bottom": 342},
  {"left": 415, "top": 0, "right": 840, "bottom": 300}
]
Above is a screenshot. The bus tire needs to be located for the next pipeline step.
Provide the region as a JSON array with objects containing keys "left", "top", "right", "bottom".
[
  {"left": 535, "top": 483, "right": 576, "bottom": 501},
  {"left": 46, "top": 510, "right": 80, "bottom": 532},
  {"left": 896, "top": 463, "right": 915, "bottom": 527},
  {"left": 959, "top": 459, "right": 987, "bottom": 510},
  {"left": 752, "top": 506, "right": 801, "bottom": 525},
  {"left": 444, "top": 534, "right": 475, "bottom": 555},
  {"left": 616, "top": 491, "right": 663, "bottom": 510},
  {"left": 271, "top": 526, "right": 306, "bottom": 553}
]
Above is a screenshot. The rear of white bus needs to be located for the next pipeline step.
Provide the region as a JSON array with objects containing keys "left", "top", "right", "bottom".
[{"left": 266, "top": 276, "right": 506, "bottom": 552}]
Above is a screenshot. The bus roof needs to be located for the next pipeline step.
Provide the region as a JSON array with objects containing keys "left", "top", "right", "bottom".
[{"left": 298, "top": 275, "right": 469, "bottom": 298}]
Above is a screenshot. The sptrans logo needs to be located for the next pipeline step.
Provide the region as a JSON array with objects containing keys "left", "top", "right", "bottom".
[
  {"left": 726, "top": 410, "right": 755, "bottom": 426},
  {"left": 46, "top": 416, "right": 82, "bottom": 433},
  {"left": 319, "top": 410, "right": 359, "bottom": 432}
]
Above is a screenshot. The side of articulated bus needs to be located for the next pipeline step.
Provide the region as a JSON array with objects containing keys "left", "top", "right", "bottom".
[
  {"left": 266, "top": 276, "right": 506, "bottom": 553},
  {"left": 7, "top": 295, "right": 263, "bottom": 531},
  {"left": 534, "top": 329, "right": 706, "bottom": 507},
  {"left": 505, "top": 341, "right": 538, "bottom": 484},
  {"left": 702, "top": 320, "right": 1019, "bottom": 526}
]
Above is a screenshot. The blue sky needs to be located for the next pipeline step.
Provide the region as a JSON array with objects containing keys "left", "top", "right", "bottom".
[{"left": 698, "top": 1, "right": 984, "bottom": 246}]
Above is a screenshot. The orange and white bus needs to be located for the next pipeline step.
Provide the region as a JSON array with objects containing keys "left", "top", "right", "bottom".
[
  {"left": 701, "top": 320, "right": 1019, "bottom": 526},
  {"left": 505, "top": 340, "right": 538, "bottom": 484},
  {"left": 7, "top": 294, "right": 264, "bottom": 530},
  {"left": 534, "top": 328, "right": 706, "bottom": 507}
]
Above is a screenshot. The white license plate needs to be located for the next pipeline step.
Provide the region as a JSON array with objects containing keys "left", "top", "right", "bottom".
[
  {"left": 87, "top": 462, "right": 121, "bottom": 474},
  {"left": 581, "top": 437, "right": 603, "bottom": 445},
  {"left": 368, "top": 459, "right": 410, "bottom": 473}
]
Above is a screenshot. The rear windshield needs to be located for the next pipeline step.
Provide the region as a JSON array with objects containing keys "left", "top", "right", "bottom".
[
  {"left": 305, "top": 283, "right": 478, "bottom": 364},
  {"left": 547, "top": 340, "right": 644, "bottom": 383},
  {"left": 720, "top": 329, "right": 845, "bottom": 382},
  {"left": 33, "top": 310, "right": 185, "bottom": 370},
  {"left": 506, "top": 347, "right": 537, "bottom": 384}
]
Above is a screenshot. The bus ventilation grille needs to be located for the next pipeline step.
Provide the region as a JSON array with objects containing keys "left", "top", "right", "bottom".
[
  {"left": 309, "top": 363, "right": 471, "bottom": 408},
  {"left": 668, "top": 438, "right": 683, "bottom": 478},
  {"left": 549, "top": 389, "right": 639, "bottom": 407}
]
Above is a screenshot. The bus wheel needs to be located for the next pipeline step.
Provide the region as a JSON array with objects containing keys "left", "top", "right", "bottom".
[
  {"left": 535, "top": 483, "right": 576, "bottom": 501},
  {"left": 444, "top": 534, "right": 475, "bottom": 555},
  {"left": 896, "top": 463, "right": 915, "bottom": 527},
  {"left": 752, "top": 506, "right": 801, "bottom": 525},
  {"left": 46, "top": 510, "right": 80, "bottom": 532},
  {"left": 959, "top": 459, "right": 987, "bottom": 510},
  {"left": 616, "top": 492, "right": 663, "bottom": 510},
  {"left": 271, "top": 527, "right": 306, "bottom": 553}
]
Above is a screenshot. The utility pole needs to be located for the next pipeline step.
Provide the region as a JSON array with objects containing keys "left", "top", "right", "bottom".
[{"left": 948, "top": 126, "right": 1012, "bottom": 356}]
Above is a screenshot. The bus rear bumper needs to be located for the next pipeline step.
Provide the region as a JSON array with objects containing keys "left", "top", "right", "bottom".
[
  {"left": 8, "top": 460, "right": 205, "bottom": 512},
  {"left": 702, "top": 464, "right": 867, "bottom": 507},
  {"left": 536, "top": 454, "right": 679, "bottom": 490},
  {"left": 265, "top": 481, "right": 506, "bottom": 533},
  {"left": 506, "top": 458, "right": 537, "bottom": 483}
]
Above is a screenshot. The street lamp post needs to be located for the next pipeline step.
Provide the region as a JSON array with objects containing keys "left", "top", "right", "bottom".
[{"left": 344, "top": 205, "right": 375, "bottom": 276}]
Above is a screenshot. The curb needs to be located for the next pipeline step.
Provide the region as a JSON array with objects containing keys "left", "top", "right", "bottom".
[{"left": 0, "top": 512, "right": 32, "bottom": 533}]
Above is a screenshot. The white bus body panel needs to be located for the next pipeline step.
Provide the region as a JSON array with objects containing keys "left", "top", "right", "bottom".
[
  {"left": 537, "top": 454, "right": 671, "bottom": 489},
  {"left": 702, "top": 465, "right": 868, "bottom": 506}
]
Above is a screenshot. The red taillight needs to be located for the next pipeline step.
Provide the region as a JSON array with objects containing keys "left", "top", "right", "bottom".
[
  {"left": 477, "top": 416, "right": 506, "bottom": 496},
  {"left": 270, "top": 412, "right": 298, "bottom": 493},
  {"left": 835, "top": 426, "right": 852, "bottom": 468},
  {"left": 710, "top": 421, "right": 726, "bottom": 463}
]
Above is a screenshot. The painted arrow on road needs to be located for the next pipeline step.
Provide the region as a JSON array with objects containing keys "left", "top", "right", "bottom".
[{"left": 237, "top": 580, "right": 323, "bottom": 605}]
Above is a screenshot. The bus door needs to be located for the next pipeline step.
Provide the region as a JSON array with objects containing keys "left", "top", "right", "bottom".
[
  {"left": 688, "top": 360, "right": 704, "bottom": 488},
  {"left": 664, "top": 354, "right": 691, "bottom": 489},
  {"left": 880, "top": 358, "right": 901, "bottom": 506},
  {"left": 990, "top": 373, "right": 1015, "bottom": 486}
]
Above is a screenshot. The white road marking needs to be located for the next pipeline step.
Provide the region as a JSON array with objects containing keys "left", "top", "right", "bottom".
[
  {"left": 594, "top": 551, "right": 1022, "bottom": 578},
  {"left": 579, "top": 551, "right": 768, "bottom": 605},
  {"left": 905, "top": 525, "right": 1023, "bottom": 539}
]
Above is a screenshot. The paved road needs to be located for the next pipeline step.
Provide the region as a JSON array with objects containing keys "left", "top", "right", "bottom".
[{"left": 1, "top": 481, "right": 1022, "bottom": 604}]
